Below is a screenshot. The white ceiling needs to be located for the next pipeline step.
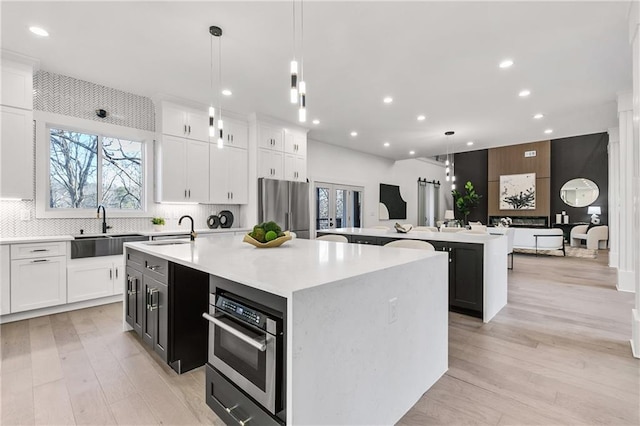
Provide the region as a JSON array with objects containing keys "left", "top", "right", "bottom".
[{"left": 1, "top": 1, "right": 632, "bottom": 160}]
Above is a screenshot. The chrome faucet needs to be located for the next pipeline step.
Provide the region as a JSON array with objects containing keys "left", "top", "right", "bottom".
[
  {"left": 178, "top": 215, "right": 197, "bottom": 241},
  {"left": 97, "top": 204, "right": 111, "bottom": 234}
]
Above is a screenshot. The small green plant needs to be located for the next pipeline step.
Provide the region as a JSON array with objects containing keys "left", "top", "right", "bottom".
[
  {"left": 151, "top": 217, "right": 165, "bottom": 226},
  {"left": 451, "top": 181, "right": 482, "bottom": 225}
]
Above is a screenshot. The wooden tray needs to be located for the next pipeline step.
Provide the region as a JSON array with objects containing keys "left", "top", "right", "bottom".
[{"left": 243, "top": 231, "right": 292, "bottom": 248}]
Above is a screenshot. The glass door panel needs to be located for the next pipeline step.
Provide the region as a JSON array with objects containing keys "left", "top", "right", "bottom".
[
  {"left": 315, "top": 182, "right": 364, "bottom": 231},
  {"left": 315, "top": 185, "right": 333, "bottom": 230}
]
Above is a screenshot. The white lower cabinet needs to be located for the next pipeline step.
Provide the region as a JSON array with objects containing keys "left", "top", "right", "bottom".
[
  {"left": 10, "top": 256, "right": 67, "bottom": 313},
  {"left": 67, "top": 256, "right": 124, "bottom": 303},
  {"left": 1, "top": 246, "right": 10, "bottom": 315}
]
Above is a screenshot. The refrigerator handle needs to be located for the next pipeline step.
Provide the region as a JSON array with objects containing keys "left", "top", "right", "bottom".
[{"left": 285, "top": 212, "right": 290, "bottom": 231}]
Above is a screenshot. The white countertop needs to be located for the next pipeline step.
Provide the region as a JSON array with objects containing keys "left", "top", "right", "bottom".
[
  {"left": 321, "top": 227, "right": 503, "bottom": 244},
  {"left": 124, "top": 235, "right": 444, "bottom": 298},
  {"left": 0, "top": 227, "right": 249, "bottom": 245}
]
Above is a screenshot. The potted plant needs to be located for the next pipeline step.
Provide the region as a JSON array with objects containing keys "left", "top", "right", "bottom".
[
  {"left": 451, "top": 181, "right": 482, "bottom": 225},
  {"left": 151, "top": 217, "right": 165, "bottom": 232}
]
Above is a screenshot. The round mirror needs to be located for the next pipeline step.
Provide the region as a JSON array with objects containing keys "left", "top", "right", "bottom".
[{"left": 560, "top": 178, "right": 599, "bottom": 207}]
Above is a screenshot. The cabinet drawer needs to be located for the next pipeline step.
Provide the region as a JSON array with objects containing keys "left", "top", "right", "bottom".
[
  {"left": 126, "top": 249, "right": 145, "bottom": 270},
  {"left": 143, "top": 255, "right": 168, "bottom": 284},
  {"left": 351, "top": 235, "right": 378, "bottom": 245},
  {"left": 11, "top": 241, "right": 67, "bottom": 260},
  {"left": 206, "top": 365, "right": 283, "bottom": 426}
]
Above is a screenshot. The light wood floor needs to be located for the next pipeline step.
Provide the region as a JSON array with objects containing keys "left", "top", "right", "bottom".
[{"left": 1, "top": 252, "right": 638, "bottom": 425}]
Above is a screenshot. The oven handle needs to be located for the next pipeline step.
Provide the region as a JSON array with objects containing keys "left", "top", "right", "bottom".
[{"left": 202, "top": 313, "right": 267, "bottom": 351}]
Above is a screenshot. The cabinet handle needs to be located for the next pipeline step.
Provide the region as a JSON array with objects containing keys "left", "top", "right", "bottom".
[
  {"left": 115, "top": 268, "right": 118, "bottom": 279},
  {"left": 185, "top": 189, "right": 188, "bottom": 198},
  {"left": 188, "top": 189, "right": 191, "bottom": 198},
  {"left": 231, "top": 192, "right": 233, "bottom": 200},
  {"left": 127, "top": 277, "right": 132, "bottom": 295},
  {"left": 149, "top": 288, "right": 159, "bottom": 311},
  {"left": 184, "top": 124, "right": 187, "bottom": 135},
  {"left": 188, "top": 125, "right": 191, "bottom": 135},
  {"left": 231, "top": 134, "right": 234, "bottom": 142},
  {"left": 146, "top": 287, "right": 151, "bottom": 310},
  {"left": 31, "top": 259, "right": 49, "bottom": 263},
  {"left": 30, "top": 249, "right": 48, "bottom": 253},
  {"left": 146, "top": 265, "right": 161, "bottom": 271},
  {"left": 110, "top": 269, "right": 113, "bottom": 280}
]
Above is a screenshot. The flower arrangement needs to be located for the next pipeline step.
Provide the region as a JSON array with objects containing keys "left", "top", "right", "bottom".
[{"left": 499, "top": 217, "right": 512, "bottom": 227}]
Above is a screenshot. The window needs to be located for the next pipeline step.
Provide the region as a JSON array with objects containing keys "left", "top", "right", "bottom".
[{"left": 48, "top": 127, "right": 143, "bottom": 211}]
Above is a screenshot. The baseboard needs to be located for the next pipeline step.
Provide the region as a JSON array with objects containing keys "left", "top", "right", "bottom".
[
  {"left": 632, "top": 309, "right": 640, "bottom": 359},
  {"left": 0, "top": 295, "right": 122, "bottom": 324},
  {"left": 609, "top": 251, "right": 619, "bottom": 268},
  {"left": 617, "top": 269, "right": 636, "bottom": 293}
]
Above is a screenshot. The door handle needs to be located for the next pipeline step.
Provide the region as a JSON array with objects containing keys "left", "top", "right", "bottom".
[{"left": 202, "top": 313, "right": 266, "bottom": 351}]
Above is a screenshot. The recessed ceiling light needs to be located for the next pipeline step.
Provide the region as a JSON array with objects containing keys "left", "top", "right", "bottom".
[
  {"left": 350, "top": 131, "right": 358, "bottom": 137},
  {"left": 383, "top": 96, "right": 393, "bottom": 104},
  {"left": 409, "top": 150, "right": 415, "bottom": 155},
  {"left": 383, "top": 142, "right": 390, "bottom": 147},
  {"left": 29, "top": 26, "right": 49, "bottom": 37},
  {"left": 467, "top": 141, "right": 474, "bottom": 146},
  {"left": 221, "top": 89, "right": 232, "bottom": 96},
  {"left": 312, "top": 119, "right": 320, "bottom": 125},
  {"left": 417, "top": 115, "right": 426, "bottom": 121},
  {"left": 519, "top": 90, "right": 531, "bottom": 97},
  {"left": 499, "top": 59, "right": 514, "bottom": 68},
  {"left": 533, "top": 113, "right": 544, "bottom": 119},
  {"left": 544, "top": 129, "right": 553, "bottom": 134}
]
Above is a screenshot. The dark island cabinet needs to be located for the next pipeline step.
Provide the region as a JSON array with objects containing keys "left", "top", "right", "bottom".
[
  {"left": 125, "top": 248, "right": 209, "bottom": 374},
  {"left": 430, "top": 241, "right": 483, "bottom": 318},
  {"left": 126, "top": 251, "right": 169, "bottom": 362}
]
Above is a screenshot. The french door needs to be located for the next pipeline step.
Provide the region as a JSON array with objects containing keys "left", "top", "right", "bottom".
[{"left": 314, "top": 182, "right": 363, "bottom": 230}]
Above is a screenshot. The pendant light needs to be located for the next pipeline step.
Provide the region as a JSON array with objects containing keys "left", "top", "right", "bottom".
[
  {"left": 297, "top": 0, "right": 307, "bottom": 122},
  {"left": 445, "top": 131, "right": 455, "bottom": 190},
  {"left": 290, "top": 1, "right": 298, "bottom": 103},
  {"left": 209, "top": 26, "right": 224, "bottom": 149}
]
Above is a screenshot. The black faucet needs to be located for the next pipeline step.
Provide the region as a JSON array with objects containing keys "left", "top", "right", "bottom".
[
  {"left": 97, "top": 204, "right": 111, "bottom": 234},
  {"left": 178, "top": 215, "right": 196, "bottom": 241}
]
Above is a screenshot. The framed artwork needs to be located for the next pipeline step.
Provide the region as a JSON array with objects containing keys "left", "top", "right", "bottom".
[
  {"left": 379, "top": 184, "right": 406, "bottom": 219},
  {"left": 500, "top": 173, "right": 536, "bottom": 210}
]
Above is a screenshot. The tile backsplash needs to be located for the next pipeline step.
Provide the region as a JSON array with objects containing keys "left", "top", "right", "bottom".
[{"left": 0, "top": 199, "right": 241, "bottom": 237}]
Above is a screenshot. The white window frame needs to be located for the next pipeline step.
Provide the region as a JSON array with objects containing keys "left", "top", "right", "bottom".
[{"left": 35, "top": 111, "right": 154, "bottom": 219}]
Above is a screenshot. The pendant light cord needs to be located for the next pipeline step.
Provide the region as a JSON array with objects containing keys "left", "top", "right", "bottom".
[
  {"left": 218, "top": 34, "right": 222, "bottom": 118},
  {"left": 292, "top": 0, "right": 296, "bottom": 60},
  {"left": 210, "top": 35, "right": 214, "bottom": 107},
  {"left": 300, "top": 0, "right": 304, "bottom": 78}
]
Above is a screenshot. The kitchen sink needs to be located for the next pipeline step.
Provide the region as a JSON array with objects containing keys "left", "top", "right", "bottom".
[{"left": 71, "top": 234, "right": 148, "bottom": 258}]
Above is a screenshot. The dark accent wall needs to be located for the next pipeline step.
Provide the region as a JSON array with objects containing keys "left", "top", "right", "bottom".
[
  {"left": 550, "top": 132, "right": 608, "bottom": 225},
  {"left": 453, "top": 150, "right": 488, "bottom": 223}
]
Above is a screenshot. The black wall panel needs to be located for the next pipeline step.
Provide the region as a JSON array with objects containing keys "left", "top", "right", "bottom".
[
  {"left": 550, "top": 132, "right": 608, "bottom": 225},
  {"left": 453, "top": 150, "right": 489, "bottom": 223}
]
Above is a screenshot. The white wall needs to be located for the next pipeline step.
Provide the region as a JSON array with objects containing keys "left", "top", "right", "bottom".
[{"left": 307, "top": 139, "right": 447, "bottom": 229}]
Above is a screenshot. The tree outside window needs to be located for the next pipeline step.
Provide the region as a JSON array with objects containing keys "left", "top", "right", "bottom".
[{"left": 49, "top": 128, "right": 143, "bottom": 210}]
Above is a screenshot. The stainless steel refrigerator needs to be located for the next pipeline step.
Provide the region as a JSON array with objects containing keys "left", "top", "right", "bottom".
[{"left": 258, "top": 178, "right": 310, "bottom": 239}]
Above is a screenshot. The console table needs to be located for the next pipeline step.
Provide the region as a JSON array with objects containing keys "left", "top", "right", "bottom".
[{"left": 553, "top": 222, "right": 588, "bottom": 242}]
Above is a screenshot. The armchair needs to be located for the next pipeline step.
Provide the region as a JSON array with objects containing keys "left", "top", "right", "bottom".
[{"left": 570, "top": 225, "right": 608, "bottom": 250}]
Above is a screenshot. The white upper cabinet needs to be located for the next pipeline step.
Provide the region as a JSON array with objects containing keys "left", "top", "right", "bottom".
[
  {"left": 160, "top": 101, "right": 208, "bottom": 142},
  {"left": 156, "top": 136, "right": 209, "bottom": 203},
  {"left": 0, "top": 59, "right": 34, "bottom": 200},
  {"left": 1, "top": 61, "right": 33, "bottom": 110},
  {"left": 210, "top": 145, "right": 248, "bottom": 204},
  {"left": 284, "top": 153, "right": 307, "bottom": 182},
  {"left": 284, "top": 130, "right": 307, "bottom": 156},
  {"left": 258, "top": 149, "right": 284, "bottom": 180},
  {"left": 1, "top": 106, "right": 33, "bottom": 199},
  {"left": 258, "top": 124, "right": 283, "bottom": 151},
  {"left": 223, "top": 119, "right": 248, "bottom": 149}
]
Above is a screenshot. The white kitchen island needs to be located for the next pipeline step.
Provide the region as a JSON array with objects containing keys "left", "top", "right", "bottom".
[
  {"left": 318, "top": 227, "right": 508, "bottom": 323},
  {"left": 124, "top": 235, "right": 448, "bottom": 425}
]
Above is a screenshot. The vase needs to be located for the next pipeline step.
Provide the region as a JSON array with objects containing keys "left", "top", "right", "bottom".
[{"left": 153, "top": 225, "right": 164, "bottom": 232}]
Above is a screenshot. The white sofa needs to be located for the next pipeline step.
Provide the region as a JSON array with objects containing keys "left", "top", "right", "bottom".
[
  {"left": 512, "top": 228, "right": 565, "bottom": 255},
  {"left": 570, "top": 225, "right": 608, "bottom": 250}
]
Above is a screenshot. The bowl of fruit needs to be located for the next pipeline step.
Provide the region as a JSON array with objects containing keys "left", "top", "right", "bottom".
[{"left": 243, "top": 221, "right": 292, "bottom": 248}]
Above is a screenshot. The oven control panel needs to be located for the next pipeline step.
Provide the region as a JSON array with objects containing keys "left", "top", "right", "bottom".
[{"left": 216, "top": 295, "right": 267, "bottom": 329}]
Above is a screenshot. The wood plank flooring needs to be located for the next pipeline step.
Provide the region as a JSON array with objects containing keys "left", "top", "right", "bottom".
[{"left": 1, "top": 252, "right": 638, "bottom": 425}]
